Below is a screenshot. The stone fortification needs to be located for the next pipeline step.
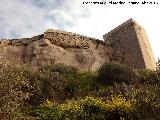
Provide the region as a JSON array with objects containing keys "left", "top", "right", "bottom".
[
  {"left": 103, "top": 18, "right": 156, "bottom": 70},
  {"left": 0, "top": 18, "right": 156, "bottom": 70}
]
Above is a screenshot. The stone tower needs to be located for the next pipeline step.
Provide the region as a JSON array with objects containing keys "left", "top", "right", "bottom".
[{"left": 103, "top": 18, "right": 156, "bottom": 70}]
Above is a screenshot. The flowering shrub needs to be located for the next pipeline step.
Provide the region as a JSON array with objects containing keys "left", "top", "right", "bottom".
[
  {"left": 0, "top": 63, "right": 32, "bottom": 119},
  {"left": 30, "top": 96, "right": 135, "bottom": 120}
]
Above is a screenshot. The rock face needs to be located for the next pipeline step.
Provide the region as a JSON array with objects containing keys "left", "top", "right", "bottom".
[
  {"left": 0, "top": 30, "right": 109, "bottom": 71},
  {"left": 0, "top": 18, "right": 156, "bottom": 70}
]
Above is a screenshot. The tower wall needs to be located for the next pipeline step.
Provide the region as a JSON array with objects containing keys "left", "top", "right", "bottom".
[
  {"left": 134, "top": 25, "right": 157, "bottom": 70},
  {"left": 103, "top": 19, "right": 156, "bottom": 70}
]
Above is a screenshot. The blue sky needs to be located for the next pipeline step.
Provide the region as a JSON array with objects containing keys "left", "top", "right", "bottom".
[{"left": 0, "top": 0, "right": 159, "bottom": 59}]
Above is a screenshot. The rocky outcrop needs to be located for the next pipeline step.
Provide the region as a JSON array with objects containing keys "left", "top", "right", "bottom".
[{"left": 0, "top": 29, "right": 109, "bottom": 71}]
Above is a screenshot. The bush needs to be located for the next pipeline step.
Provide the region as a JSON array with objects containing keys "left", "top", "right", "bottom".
[
  {"left": 29, "top": 96, "right": 136, "bottom": 120},
  {"left": 0, "top": 64, "right": 32, "bottom": 119},
  {"left": 98, "top": 62, "right": 137, "bottom": 85},
  {"left": 1, "top": 62, "right": 160, "bottom": 119},
  {"left": 38, "top": 63, "right": 78, "bottom": 74},
  {"left": 28, "top": 68, "right": 99, "bottom": 105},
  {"left": 27, "top": 70, "right": 68, "bottom": 106},
  {"left": 29, "top": 107, "right": 60, "bottom": 120},
  {"left": 0, "top": 63, "right": 77, "bottom": 119},
  {"left": 94, "top": 83, "right": 160, "bottom": 120},
  {"left": 131, "top": 85, "right": 160, "bottom": 119},
  {"left": 137, "top": 69, "right": 160, "bottom": 84},
  {"left": 64, "top": 71, "right": 99, "bottom": 98}
]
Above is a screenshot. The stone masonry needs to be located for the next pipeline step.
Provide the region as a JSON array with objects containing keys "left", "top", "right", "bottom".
[
  {"left": 0, "top": 18, "right": 156, "bottom": 70},
  {"left": 103, "top": 18, "right": 156, "bottom": 70}
]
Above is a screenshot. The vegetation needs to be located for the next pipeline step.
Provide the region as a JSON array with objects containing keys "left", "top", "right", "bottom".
[
  {"left": 98, "top": 62, "right": 138, "bottom": 84},
  {"left": 157, "top": 57, "right": 160, "bottom": 67},
  {"left": 0, "top": 62, "right": 160, "bottom": 120}
]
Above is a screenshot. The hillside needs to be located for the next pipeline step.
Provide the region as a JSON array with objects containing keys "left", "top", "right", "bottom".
[{"left": 0, "top": 62, "right": 160, "bottom": 120}]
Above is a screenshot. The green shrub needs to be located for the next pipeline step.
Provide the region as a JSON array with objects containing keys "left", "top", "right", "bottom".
[
  {"left": 29, "top": 106, "right": 60, "bottom": 120},
  {"left": 0, "top": 64, "right": 32, "bottom": 119},
  {"left": 95, "top": 83, "right": 160, "bottom": 120},
  {"left": 137, "top": 69, "right": 160, "bottom": 84},
  {"left": 27, "top": 70, "right": 68, "bottom": 106},
  {"left": 1, "top": 62, "right": 160, "bottom": 119},
  {"left": 21, "top": 64, "right": 83, "bottom": 106},
  {"left": 0, "top": 63, "right": 78, "bottom": 119},
  {"left": 98, "top": 62, "right": 137, "bottom": 85},
  {"left": 38, "top": 63, "right": 78, "bottom": 74},
  {"left": 64, "top": 71, "right": 99, "bottom": 98},
  {"left": 29, "top": 96, "right": 136, "bottom": 120},
  {"left": 131, "top": 85, "right": 160, "bottom": 119}
]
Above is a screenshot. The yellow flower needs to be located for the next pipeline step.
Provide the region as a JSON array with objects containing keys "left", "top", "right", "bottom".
[
  {"left": 41, "top": 99, "right": 55, "bottom": 108},
  {"left": 106, "top": 95, "right": 133, "bottom": 111}
]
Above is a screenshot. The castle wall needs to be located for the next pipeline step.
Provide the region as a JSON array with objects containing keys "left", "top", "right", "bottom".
[
  {"left": 103, "top": 19, "right": 156, "bottom": 70},
  {"left": 0, "top": 19, "right": 156, "bottom": 70},
  {"left": 134, "top": 25, "right": 157, "bottom": 70}
]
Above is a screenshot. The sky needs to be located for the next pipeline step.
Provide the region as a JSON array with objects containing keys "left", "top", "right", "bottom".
[{"left": 0, "top": 0, "right": 159, "bottom": 60}]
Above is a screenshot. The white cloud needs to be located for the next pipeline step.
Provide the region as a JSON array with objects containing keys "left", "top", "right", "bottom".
[
  {"left": 0, "top": 0, "right": 90, "bottom": 38},
  {"left": 0, "top": 0, "right": 47, "bottom": 38}
]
